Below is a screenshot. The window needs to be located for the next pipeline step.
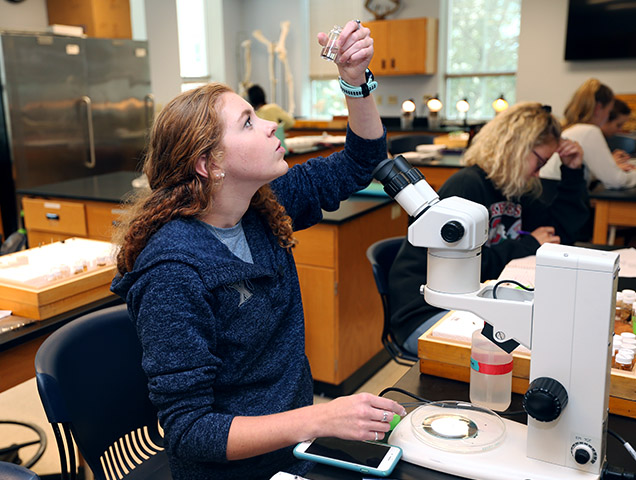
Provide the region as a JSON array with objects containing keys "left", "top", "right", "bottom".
[
  {"left": 445, "top": 0, "right": 521, "bottom": 121},
  {"left": 176, "top": 0, "right": 210, "bottom": 92},
  {"left": 310, "top": 79, "right": 348, "bottom": 118}
]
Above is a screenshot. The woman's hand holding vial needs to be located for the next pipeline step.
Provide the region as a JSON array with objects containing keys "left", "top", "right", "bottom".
[{"left": 317, "top": 20, "right": 373, "bottom": 87}]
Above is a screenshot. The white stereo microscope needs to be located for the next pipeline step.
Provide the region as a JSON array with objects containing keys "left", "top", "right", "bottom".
[{"left": 374, "top": 156, "right": 619, "bottom": 480}]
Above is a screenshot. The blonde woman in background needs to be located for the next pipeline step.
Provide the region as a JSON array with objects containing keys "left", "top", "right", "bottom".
[
  {"left": 388, "top": 102, "right": 588, "bottom": 356},
  {"left": 540, "top": 78, "right": 636, "bottom": 189}
]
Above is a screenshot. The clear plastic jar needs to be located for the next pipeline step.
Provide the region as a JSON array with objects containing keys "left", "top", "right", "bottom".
[
  {"left": 469, "top": 330, "right": 513, "bottom": 411},
  {"left": 321, "top": 25, "right": 342, "bottom": 61}
]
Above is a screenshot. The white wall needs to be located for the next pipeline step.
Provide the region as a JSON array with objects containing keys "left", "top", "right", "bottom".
[
  {"left": 517, "top": 0, "right": 636, "bottom": 119},
  {"left": 143, "top": 0, "right": 181, "bottom": 110}
]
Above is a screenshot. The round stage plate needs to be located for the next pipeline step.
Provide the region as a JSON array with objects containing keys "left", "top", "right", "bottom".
[{"left": 409, "top": 401, "right": 506, "bottom": 453}]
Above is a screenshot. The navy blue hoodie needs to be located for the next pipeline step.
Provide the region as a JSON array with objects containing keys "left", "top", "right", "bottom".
[{"left": 111, "top": 127, "right": 387, "bottom": 480}]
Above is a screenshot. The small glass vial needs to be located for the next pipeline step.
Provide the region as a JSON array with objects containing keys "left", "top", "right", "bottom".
[
  {"left": 470, "top": 330, "right": 513, "bottom": 411},
  {"left": 321, "top": 25, "right": 342, "bottom": 62}
]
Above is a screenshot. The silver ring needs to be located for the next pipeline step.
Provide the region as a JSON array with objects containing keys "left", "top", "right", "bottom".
[
  {"left": 382, "top": 411, "right": 389, "bottom": 423},
  {"left": 355, "top": 19, "right": 361, "bottom": 29},
  {"left": 374, "top": 431, "right": 379, "bottom": 441}
]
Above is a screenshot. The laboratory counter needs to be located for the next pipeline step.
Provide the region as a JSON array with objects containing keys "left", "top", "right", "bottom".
[
  {"left": 11, "top": 171, "right": 409, "bottom": 395},
  {"left": 307, "top": 363, "right": 636, "bottom": 479},
  {"left": 17, "top": 170, "right": 398, "bottom": 225},
  {"left": 289, "top": 117, "right": 471, "bottom": 135}
]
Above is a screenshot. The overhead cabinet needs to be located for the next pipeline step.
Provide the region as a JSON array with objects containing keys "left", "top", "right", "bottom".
[{"left": 366, "top": 17, "right": 438, "bottom": 76}]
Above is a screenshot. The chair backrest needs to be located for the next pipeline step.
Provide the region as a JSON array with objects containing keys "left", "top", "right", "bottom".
[
  {"left": 35, "top": 304, "right": 170, "bottom": 480},
  {"left": 366, "top": 236, "right": 417, "bottom": 364},
  {"left": 607, "top": 134, "right": 636, "bottom": 154},
  {"left": 388, "top": 135, "right": 436, "bottom": 155}
]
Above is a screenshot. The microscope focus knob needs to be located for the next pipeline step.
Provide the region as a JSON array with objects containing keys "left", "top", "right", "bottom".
[
  {"left": 441, "top": 221, "right": 465, "bottom": 243},
  {"left": 523, "top": 377, "right": 568, "bottom": 422},
  {"left": 572, "top": 443, "right": 595, "bottom": 465}
]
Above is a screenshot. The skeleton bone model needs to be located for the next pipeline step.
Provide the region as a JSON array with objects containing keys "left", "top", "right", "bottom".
[{"left": 247, "top": 21, "right": 295, "bottom": 116}]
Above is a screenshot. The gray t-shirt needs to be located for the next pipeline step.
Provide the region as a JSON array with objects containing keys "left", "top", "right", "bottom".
[{"left": 202, "top": 220, "right": 253, "bottom": 264}]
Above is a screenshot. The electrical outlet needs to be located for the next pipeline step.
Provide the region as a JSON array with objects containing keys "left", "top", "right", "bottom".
[
  {"left": 376, "top": 95, "right": 383, "bottom": 105},
  {"left": 388, "top": 95, "right": 397, "bottom": 105}
]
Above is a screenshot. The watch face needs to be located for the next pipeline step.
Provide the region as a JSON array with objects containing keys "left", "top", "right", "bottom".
[{"left": 365, "top": 0, "right": 401, "bottom": 19}]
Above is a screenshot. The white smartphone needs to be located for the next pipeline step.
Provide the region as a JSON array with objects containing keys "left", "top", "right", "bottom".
[{"left": 293, "top": 437, "right": 402, "bottom": 477}]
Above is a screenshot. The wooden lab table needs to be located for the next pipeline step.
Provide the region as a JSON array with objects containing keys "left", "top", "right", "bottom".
[
  {"left": 590, "top": 184, "right": 636, "bottom": 245},
  {"left": 307, "top": 364, "right": 636, "bottom": 479}
]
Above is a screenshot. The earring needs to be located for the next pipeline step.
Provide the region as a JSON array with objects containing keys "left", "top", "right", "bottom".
[{"left": 214, "top": 171, "right": 225, "bottom": 180}]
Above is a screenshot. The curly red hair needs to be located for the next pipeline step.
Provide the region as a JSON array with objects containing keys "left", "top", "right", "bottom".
[{"left": 114, "top": 83, "right": 295, "bottom": 275}]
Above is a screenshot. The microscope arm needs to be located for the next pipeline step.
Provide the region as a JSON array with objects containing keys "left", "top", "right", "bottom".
[{"left": 424, "top": 284, "right": 534, "bottom": 352}]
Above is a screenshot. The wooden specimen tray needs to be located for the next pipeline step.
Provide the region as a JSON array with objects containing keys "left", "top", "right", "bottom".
[
  {"left": 0, "top": 238, "right": 117, "bottom": 320},
  {"left": 418, "top": 313, "right": 636, "bottom": 419}
]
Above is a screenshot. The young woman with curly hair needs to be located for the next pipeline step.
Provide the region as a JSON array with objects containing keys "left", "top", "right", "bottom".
[
  {"left": 111, "top": 21, "right": 405, "bottom": 480},
  {"left": 388, "top": 102, "right": 588, "bottom": 357}
]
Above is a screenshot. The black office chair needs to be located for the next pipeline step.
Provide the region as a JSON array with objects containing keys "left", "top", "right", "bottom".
[
  {"left": 35, "top": 304, "right": 172, "bottom": 480},
  {"left": 388, "top": 134, "right": 436, "bottom": 156},
  {"left": 366, "top": 236, "right": 418, "bottom": 365}
]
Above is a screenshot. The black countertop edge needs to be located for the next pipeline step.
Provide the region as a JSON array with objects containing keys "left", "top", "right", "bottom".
[
  {"left": 17, "top": 171, "right": 141, "bottom": 204},
  {"left": 320, "top": 195, "right": 394, "bottom": 224},
  {"left": 589, "top": 184, "right": 636, "bottom": 201},
  {"left": 17, "top": 171, "right": 395, "bottom": 225},
  {"left": 0, "top": 296, "right": 124, "bottom": 352}
]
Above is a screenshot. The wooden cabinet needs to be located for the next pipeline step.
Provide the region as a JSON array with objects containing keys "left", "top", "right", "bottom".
[
  {"left": 367, "top": 18, "right": 438, "bottom": 76},
  {"left": 22, "top": 197, "right": 124, "bottom": 246},
  {"left": 46, "top": 0, "right": 132, "bottom": 39},
  {"left": 294, "top": 201, "right": 407, "bottom": 387}
]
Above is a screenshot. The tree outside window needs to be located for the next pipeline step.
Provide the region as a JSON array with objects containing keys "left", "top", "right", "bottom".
[{"left": 445, "top": 0, "right": 521, "bottom": 121}]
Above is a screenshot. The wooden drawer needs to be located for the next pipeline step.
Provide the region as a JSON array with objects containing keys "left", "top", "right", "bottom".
[
  {"left": 293, "top": 224, "right": 336, "bottom": 268},
  {"left": 27, "top": 230, "right": 73, "bottom": 247},
  {"left": 86, "top": 202, "right": 126, "bottom": 241},
  {"left": 22, "top": 197, "right": 87, "bottom": 236}
]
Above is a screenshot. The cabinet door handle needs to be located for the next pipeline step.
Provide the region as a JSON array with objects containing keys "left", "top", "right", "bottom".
[
  {"left": 79, "top": 96, "right": 96, "bottom": 168},
  {"left": 45, "top": 213, "right": 60, "bottom": 221},
  {"left": 144, "top": 93, "right": 155, "bottom": 130},
  {"left": 391, "top": 58, "right": 395, "bottom": 69},
  {"left": 381, "top": 59, "right": 386, "bottom": 69}
]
